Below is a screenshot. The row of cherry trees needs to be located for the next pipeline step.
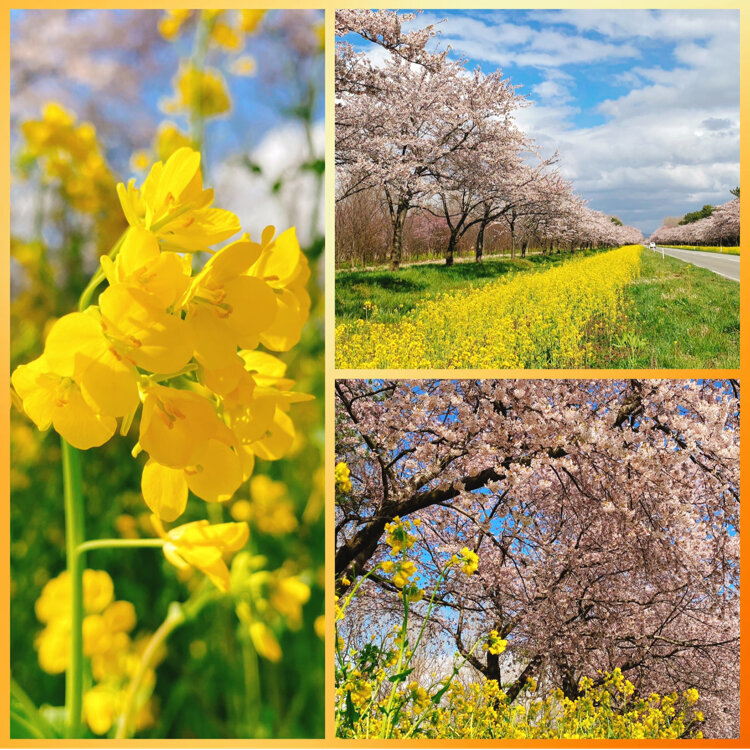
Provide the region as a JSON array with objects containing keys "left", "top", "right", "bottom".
[
  {"left": 335, "top": 10, "right": 643, "bottom": 269},
  {"left": 335, "top": 379, "right": 740, "bottom": 738},
  {"left": 650, "top": 198, "right": 740, "bottom": 247}
]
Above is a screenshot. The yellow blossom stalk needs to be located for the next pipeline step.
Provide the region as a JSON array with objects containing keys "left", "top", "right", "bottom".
[{"left": 151, "top": 515, "right": 249, "bottom": 593}]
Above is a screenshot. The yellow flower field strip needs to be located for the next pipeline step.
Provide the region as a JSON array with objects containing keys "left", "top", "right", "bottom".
[{"left": 335, "top": 245, "right": 642, "bottom": 369}]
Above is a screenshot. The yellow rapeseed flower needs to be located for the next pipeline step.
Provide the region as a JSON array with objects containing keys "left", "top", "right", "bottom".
[
  {"left": 11, "top": 354, "right": 117, "bottom": 450},
  {"left": 240, "top": 10, "right": 266, "bottom": 33},
  {"left": 165, "top": 63, "right": 232, "bottom": 119},
  {"left": 117, "top": 147, "right": 240, "bottom": 251},
  {"left": 231, "top": 56, "right": 257, "bottom": 77},
  {"left": 152, "top": 515, "right": 249, "bottom": 592},
  {"left": 158, "top": 9, "right": 192, "bottom": 40},
  {"left": 457, "top": 547, "right": 479, "bottom": 576},
  {"left": 154, "top": 122, "right": 193, "bottom": 162},
  {"left": 335, "top": 462, "right": 352, "bottom": 493},
  {"left": 336, "top": 246, "right": 642, "bottom": 369}
]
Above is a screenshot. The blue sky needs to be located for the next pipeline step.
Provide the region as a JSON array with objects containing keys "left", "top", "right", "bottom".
[{"left": 349, "top": 10, "right": 740, "bottom": 235}]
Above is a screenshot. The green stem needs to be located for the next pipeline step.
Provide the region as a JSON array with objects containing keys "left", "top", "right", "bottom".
[
  {"left": 242, "top": 636, "right": 261, "bottom": 735},
  {"left": 380, "top": 594, "right": 410, "bottom": 739},
  {"left": 189, "top": 13, "right": 214, "bottom": 154},
  {"left": 115, "top": 602, "right": 185, "bottom": 739},
  {"left": 403, "top": 566, "right": 449, "bottom": 673},
  {"left": 77, "top": 229, "right": 128, "bottom": 311},
  {"left": 61, "top": 438, "right": 85, "bottom": 738},
  {"left": 114, "top": 585, "right": 217, "bottom": 739},
  {"left": 77, "top": 538, "right": 165, "bottom": 554}
]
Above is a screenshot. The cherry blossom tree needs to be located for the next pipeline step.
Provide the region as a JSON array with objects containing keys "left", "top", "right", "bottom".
[
  {"left": 650, "top": 198, "right": 739, "bottom": 247},
  {"left": 335, "top": 379, "right": 739, "bottom": 738},
  {"left": 335, "top": 10, "right": 645, "bottom": 268},
  {"left": 336, "top": 11, "right": 527, "bottom": 270}
]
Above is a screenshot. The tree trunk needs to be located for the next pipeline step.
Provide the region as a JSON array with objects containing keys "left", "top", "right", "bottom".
[
  {"left": 389, "top": 201, "right": 409, "bottom": 271},
  {"left": 445, "top": 230, "right": 459, "bottom": 266},
  {"left": 475, "top": 221, "right": 486, "bottom": 262},
  {"left": 475, "top": 208, "right": 490, "bottom": 262},
  {"left": 521, "top": 239, "right": 528, "bottom": 258},
  {"left": 509, "top": 217, "right": 516, "bottom": 260}
]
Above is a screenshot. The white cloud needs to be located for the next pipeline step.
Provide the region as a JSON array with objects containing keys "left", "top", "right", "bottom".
[
  {"left": 480, "top": 10, "right": 738, "bottom": 233},
  {"left": 212, "top": 121, "right": 324, "bottom": 248},
  {"left": 529, "top": 9, "right": 739, "bottom": 43},
  {"left": 404, "top": 11, "right": 640, "bottom": 69},
  {"left": 349, "top": 10, "right": 739, "bottom": 234}
]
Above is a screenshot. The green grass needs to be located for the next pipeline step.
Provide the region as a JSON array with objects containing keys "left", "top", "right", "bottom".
[
  {"left": 658, "top": 244, "right": 740, "bottom": 256},
  {"left": 604, "top": 250, "right": 739, "bottom": 368},
  {"left": 336, "top": 248, "right": 609, "bottom": 324}
]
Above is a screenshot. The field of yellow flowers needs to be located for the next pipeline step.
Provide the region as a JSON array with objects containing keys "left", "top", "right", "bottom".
[
  {"left": 334, "top": 513, "right": 705, "bottom": 740},
  {"left": 335, "top": 245, "right": 642, "bottom": 369},
  {"left": 11, "top": 9, "right": 323, "bottom": 740}
]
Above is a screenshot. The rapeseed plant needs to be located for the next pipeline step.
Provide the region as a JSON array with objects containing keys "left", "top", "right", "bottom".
[
  {"left": 336, "top": 555, "right": 705, "bottom": 740},
  {"left": 12, "top": 145, "right": 312, "bottom": 738},
  {"left": 335, "top": 245, "right": 642, "bottom": 369}
]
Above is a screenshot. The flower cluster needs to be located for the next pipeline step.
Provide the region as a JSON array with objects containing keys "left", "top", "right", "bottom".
[
  {"left": 135, "top": 10, "right": 296, "bottom": 173},
  {"left": 230, "top": 475, "right": 298, "bottom": 536},
  {"left": 18, "top": 103, "right": 126, "bottom": 253},
  {"left": 334, "top": 461, "right": 352, "bottom": 494},
  {"left": 336, "top": 245, "right": 642, "bottom": 369},
  {"left": 383, "top": 516, "right": 419, "bottom": 556},
  {"left": 19, "top": 103, "right": 118, "bottom": 216},
  {"left": 159, "top": 10, "right": 267, "bottom": 46},
  {"left": 12, "top": 147, "right": 312, "bottom": 587},
  {"left": 231, "top": 552, "right": 312, "bottom": 663},
  {"left": 451, "top": 547, "right": 479, "bottom": 577},
  {"left": 336, "top": 663, "right": 706, "bottom": 740},
  {"left": 164, "top": 63, "right": 231, "bottom": 119},
  {"left": 35, "top": 570, "right": 158, "bottom": 735},
  {"left": 484, "top": 629, "right": 507, "bottom": 656},
  {"left": 383, "top": 559, "right": 417, "bottom": 589}
]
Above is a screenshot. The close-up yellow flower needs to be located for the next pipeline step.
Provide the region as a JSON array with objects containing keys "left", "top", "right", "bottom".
[
  {"left": 152, "top": 515, "right": 249, "bottom": 592},
  {"left": 117, "top": 147, "right": 240, "bottom": 251}
]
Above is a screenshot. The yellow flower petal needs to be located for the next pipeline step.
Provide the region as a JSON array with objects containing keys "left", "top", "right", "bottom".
[
  {"left": 155, "top": 517, "right": 249, "bottom": 591},
  {"left": 140, "top": 385, "right": 228, "bottom": 468},
  {"left": 188, "top": 305, "right": 239, "bottom": 370},
  {"left": 185, "top": 438, "right": 243, "bottom": 504},
  {"left": 99, "top": 285, "right": 193, "bottom": 375},
  {"left": 252, "top": 408, "right": 295, "bottom": 461},
  {"left": 141, "top": 459, "right": 188, "bottom": 522},
  {"left": 52, "top": 387, "right": 118, "bottom": 449},
  {"left": 249, "top": 621, "right": 282, "bottom": 662}
]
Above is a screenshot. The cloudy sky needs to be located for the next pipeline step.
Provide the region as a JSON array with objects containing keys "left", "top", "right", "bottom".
[{"left": 356, "top": 10, "right": 740, "bottom": 235}]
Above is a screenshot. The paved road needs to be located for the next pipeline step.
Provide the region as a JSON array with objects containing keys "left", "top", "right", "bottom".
[{"left": 646, "top": 245, "right": 740, "bottom": 282}]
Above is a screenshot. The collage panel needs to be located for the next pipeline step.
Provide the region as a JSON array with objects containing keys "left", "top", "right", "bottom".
[
  {"left": 334, "top": 378, "right": 740, "bottom": 740},
  {"left": 9, "top": 9, "right": 324, "bottom": 740},
  {"left": 334, "top": 9, "right": 739, "bottom": 371},
  {"left": 3, "top": 3, "right": 746, "bottom": 749}
]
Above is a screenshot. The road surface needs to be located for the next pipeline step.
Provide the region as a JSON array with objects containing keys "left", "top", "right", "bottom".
[{"left": 646, "top": 245, "right": 740, "bottom": 282}]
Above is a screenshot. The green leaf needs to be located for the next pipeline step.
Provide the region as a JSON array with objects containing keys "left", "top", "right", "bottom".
[
  {"left": 301, "top": 158, "right": 325, "bottom": 176},
  {"left": 387, "top": 667, "right": 415, "bottom": 683},
  {"left": 431, "top": 682, "right": 451, "bottom": 704},
  {"left": 10, "top": 679, "right": 59, "bottom": 739},
  {"left": 345, "top": 691, "right": 360, "bottom": 726}
]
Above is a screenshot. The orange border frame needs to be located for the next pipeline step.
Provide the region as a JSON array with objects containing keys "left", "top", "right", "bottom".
[{"left": 1, "top": 1, "right": 747, "bottom": 747}]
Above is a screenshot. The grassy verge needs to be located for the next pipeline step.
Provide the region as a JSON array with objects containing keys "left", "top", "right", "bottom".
[
  {"left": 658, "top": 244, "right": 740, "bottom": 256},
  {"left": 604, "top": 250, "right": 739, "bottom": 368},
  {"left": 336, "top": 248, "right": 609, "bottom": 324}
]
